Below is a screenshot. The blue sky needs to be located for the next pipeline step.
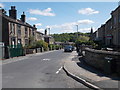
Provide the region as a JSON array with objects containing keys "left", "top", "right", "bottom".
[{"left": 0, "top": 2, "right": 118, "bottom": 34}]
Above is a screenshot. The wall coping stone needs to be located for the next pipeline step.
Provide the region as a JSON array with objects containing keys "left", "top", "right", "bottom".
[{"left": 85, "top": 48, "right": 120, "bottom": 56}]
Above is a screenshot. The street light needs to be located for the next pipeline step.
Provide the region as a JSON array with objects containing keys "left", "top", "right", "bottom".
[
  {"left": 76, "top": 24, "right": 79, "bottom": 40},
  {"left": 48, "top": 28, "right": 50, "bottom": 35}
]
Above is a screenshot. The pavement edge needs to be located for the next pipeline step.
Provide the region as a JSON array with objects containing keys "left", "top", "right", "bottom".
[{"left": 63, "top": 64, "right": 102, "bottom": 90}]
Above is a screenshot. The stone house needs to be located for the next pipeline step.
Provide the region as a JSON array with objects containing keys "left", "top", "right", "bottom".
[
  {"left": 105, "top": 18, "right": 113, "bottom": 46},
  {"left": 36, "top": 31, "right": 44, "bottom": 41},
  {"left": 111, "top": 6, "right": 120, "bottom": 48},
  {"left": 95, "top": 5, "right": 120, "bottom": 49},
  {"left": 1, "top": 6, "right": 37, "bottom": 58}
]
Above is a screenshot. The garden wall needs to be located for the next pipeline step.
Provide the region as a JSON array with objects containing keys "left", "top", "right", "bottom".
[{"left": 84, "top": 48, "right": 120, "bottom": 75}]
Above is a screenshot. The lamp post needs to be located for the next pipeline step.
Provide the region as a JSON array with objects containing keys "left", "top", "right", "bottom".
[
  {"left": 48, "top": 28, "right": 50, "bottom": 35},
  {"left": 76, "top": 24, "right": 79, "bottom": 40},
  {"left": 75, "top": 24, "right": 80, "bottom": 53}
]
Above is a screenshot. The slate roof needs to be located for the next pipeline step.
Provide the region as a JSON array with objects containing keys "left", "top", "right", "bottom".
[{"left": 2, "top": 13, "right": 36, "bottom": 29}]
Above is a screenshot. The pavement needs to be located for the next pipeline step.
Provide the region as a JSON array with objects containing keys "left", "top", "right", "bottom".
[{"left": 63, "top": 51, "right": 120, "bottom": 89}]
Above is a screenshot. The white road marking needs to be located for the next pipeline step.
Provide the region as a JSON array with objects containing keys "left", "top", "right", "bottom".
[
  {"left": 56, "top": 66, "right": 63, "bottom": 74},
  {"left": 42, "top": 58, "right": 50, "bottom": 61}
]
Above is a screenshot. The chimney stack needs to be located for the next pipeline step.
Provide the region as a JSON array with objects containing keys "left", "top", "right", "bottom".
[
  {"left": 0, "top": 9, "right": 6, "bottom": 15},
  {"left": 33, "top": 25, "right": 36, "bottom": 28},
  {"left": 9, "top": 6, "right": 17, "bottom": 19},
  {"left": 45, "top": 29, "right": 47, "bottom": 35},
  {"left": 21, "top": 12, "right": 26, "bottom": 22}
]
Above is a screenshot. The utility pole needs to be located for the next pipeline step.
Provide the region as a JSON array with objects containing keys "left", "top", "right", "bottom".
[
  {"left": 48, "top": 28, "right": 50, "bottom": 35},
  {"left": 76, "top": 25, "right": 79, "bottom": 40}
]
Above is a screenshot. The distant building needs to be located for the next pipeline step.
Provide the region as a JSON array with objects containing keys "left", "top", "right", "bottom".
[
  {"left": 44, "top": 35, "right": 54, "bottom": 44},
  {"left": 43, "top": 29, "right": 54, "bottom": 44},
  {"left": 89, "top": 27, "right": 94, "bottom": 41},
  {"left": 36, "top": 31, "right": 44, "bottom": 41},
  {"left": 105, "top": 18, "right": 113, "bottom": 46},
  {"left": 98, "top": 24, "right": 105, "bottom": 45}
]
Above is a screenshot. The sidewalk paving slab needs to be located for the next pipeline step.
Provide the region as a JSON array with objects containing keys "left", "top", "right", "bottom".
[{"left": 63, "top": 51, "right": 120, "bottom": 89}]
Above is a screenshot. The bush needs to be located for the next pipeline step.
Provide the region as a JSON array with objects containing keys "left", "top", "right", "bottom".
[
  {"left": 24, "top": 40, "right": 48, "bottom": 51},
  {"left": 35, "top": 40, "right": 43, "bottom": 48},
  {"left": 42, "top": 42, "right": 48, "bottom": 51}
]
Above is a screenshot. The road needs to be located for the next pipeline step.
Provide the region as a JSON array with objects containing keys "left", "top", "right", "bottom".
[{"left": 2, "top": 50, "right": 88, "bottom": 88}]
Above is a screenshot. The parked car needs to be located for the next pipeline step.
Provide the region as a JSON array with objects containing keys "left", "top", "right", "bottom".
[{"left": 64, "top": 45, "right": 73, "bottom": 52}]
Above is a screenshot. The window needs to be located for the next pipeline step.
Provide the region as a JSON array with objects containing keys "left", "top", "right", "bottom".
[
  {"left": 18, "top": 39, "right": 21, "bottom": 44},
  {"left": 110, "top": 22, "right": 112, "bottom": 29},
  {"left": 11, "top": 37, "right": 16, "bottom": 47},
  {"left": 118, "top": 30, "right": 120, "bottom": 45},
  {"left": 114, "top": 16, "right": 117, "bottom": 25},
  {"left": 17, "top": 24, "right": 21, "bottom": 37},
  {"left": 10, "top": 23, "right": 15, "bottom": 34},
  {"left": 25, "top": 27, "right": 28, "bottom": 37},
  {"left": 33, "top": 30, "right": 35, "bottom": 36},
  {"left": 119, "top": 13, "right": 120, "bottom": 23},
  {"left": 25, "top": 39, "right": 28, "bottom": 45}
]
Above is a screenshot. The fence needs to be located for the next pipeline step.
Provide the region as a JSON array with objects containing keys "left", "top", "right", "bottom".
[
  {"left": 8, "top": 44, "right": 24, "bottom": 58},
  {"left": 0, "top": 42, "right": 4, "bottom": 60}
]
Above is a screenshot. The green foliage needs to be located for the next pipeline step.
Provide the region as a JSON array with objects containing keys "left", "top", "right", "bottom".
[
  {"left": 51, "top": 32, "right": 90, "bottom": 43},
  {"left": 49, "top": 44, "right": 55, "bottom": 50},
  {"left": 75, "top": 36, "right": 95, "bottom": 46},
  {"left": 75, "top": 35, "right": 90, "bottom": 45},
  {"left": 48, "top": 44, "right": 62, "bottom": 50},
  {"left": 24, "top": 40, "right": 48, "bottom": 51},
  {"left": 29, "top": 36, "right": 35, "bottom": 45},
  {"left": 35, "top": 40, "right": 43, "bottom": 48},
  {"left": 42, "top": 41, "right": 48, "bottom": 51}
]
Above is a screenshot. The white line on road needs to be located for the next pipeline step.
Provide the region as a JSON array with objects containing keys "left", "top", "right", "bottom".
[
  {"left": 56, "top": 66, "right": 63, "bottom": 74},
  {"left": 42, "top": 58, "right": 51, "bottom": 61}
]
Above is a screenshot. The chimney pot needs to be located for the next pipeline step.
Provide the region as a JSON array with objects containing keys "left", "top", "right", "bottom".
[
  {"left": 9, "top": 6, "right": 17, "bottom": 19},
  {"left": 21, "top": 12, "right": 26, "bottom": 22}
]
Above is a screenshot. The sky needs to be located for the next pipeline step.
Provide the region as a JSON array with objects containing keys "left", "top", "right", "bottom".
[{"left": 0, "top": 2, "right": 119, "bottom": 34}]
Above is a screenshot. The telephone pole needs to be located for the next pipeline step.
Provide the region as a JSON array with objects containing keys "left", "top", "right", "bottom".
[
  {"left": 48, "top": 28, "right": 50, "bottom": 35},
  {"left": 76, "top": 25, "right": 79, "bottom": 40}
]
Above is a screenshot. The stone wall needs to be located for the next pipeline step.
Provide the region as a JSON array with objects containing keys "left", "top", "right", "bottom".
[
  {"left": 25, "top": 49, "right": 36, "bottom": 54},
  {"left": 84, "top": 48, "right": 120, "bottom": 74}
]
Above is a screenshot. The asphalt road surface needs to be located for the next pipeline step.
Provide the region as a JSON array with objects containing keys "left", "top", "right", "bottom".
[{"left": 2, "top": 50, "right": 88, "bottom": 88}]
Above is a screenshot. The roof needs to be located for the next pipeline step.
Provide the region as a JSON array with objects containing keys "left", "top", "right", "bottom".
[
  {"left": 44, "top": 35, "right": 53, "bottom": 38},
  {"left": 36, "top": 31, "right": 44, "bottom": 35},
  {"left": 2, "top": 13, "right": 37, "bottom": 29},
  {"left": 111, "top": 5, "right": 120, "bottom": 15}
]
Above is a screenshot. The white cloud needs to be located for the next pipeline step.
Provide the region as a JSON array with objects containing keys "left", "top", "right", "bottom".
[
  {"left": 35, "top": 23, "right": 42, "bottom": 27},
  {"left": 78, "top": 8, "right": 99, "bottom": 15},
  {"left": 79, "top": 28, "right": 91, "bottom": 33},
  {"left": 46, "top": 19, "right": 94, "bottom": 33},
  {"left": 79, "top": 27, "right": 96, "bottom": 33},
  {"left": 48, "top": 19, "right": 94, "bottom": 29},
  {"left": 28, "top": 8, "right": 56, "bottom": 16},
  {"left": 77, "top": 19, "right": 94, "bottom": 24},
  {"left": 37, "top": 28, "right": 44, "bottom": 33},
  {"left": 27, "top": 17, "right": 38, "bottom": 21},
  {"left": 0, "top": 3, "right": 4, "bottom": 8}
]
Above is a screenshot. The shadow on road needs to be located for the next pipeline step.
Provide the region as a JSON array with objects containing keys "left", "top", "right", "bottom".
[{"left": 76, "top": 57, "right": 120, "bottom": 81}]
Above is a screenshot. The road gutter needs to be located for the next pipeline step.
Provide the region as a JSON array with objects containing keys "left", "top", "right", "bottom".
[{"left": 63, "top": 65, "right": 102, "bottom": 90}]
